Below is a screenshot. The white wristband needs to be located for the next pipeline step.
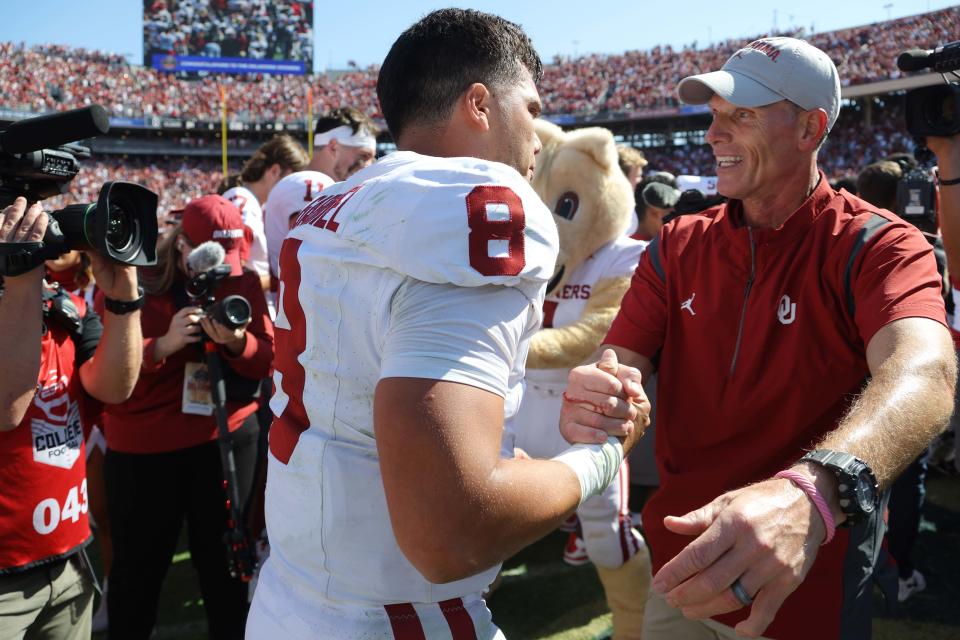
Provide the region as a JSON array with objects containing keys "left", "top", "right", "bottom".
[{"left": 552, "top": 437, "right": 624, "bottom": 506}]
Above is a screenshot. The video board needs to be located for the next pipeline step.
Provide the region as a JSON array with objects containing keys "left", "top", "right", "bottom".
[{"left": 144, "top": 0, "right": 313, "bottom": 75}]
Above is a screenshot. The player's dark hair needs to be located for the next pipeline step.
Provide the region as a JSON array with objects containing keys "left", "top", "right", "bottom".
[
  {"left": 376, "top": 8, "right": 543, "bottom": 139},
  {"left": 315, "top": 106, "right": 378, "bottom": 137}
]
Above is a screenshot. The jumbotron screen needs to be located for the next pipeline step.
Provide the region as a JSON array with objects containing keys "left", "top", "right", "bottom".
[{"left": 143, "top": 0, "right": 314, "bottom": 75}]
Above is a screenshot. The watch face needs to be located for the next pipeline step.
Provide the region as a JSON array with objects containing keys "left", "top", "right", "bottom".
[{"left": 856, "top": 470, "right": 878, "bottom": 512}]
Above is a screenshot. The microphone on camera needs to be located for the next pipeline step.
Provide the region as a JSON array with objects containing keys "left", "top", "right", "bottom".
[
  {"left": 0, "top": 105, "right": 110, "bottom": 155},
  {"left": 897, "top": 41, "right": 960, "bottom": 73},
  {"left": 187, "top": 241, "right": 226, "bottom": 275}
]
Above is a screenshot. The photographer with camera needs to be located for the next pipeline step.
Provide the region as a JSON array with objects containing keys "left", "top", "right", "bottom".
[
  {"left": 0, "top": 197, "right": 143, "bottom": 639},
  {"left": 101, "top": 194, "right": 273, "bottom": 640}
]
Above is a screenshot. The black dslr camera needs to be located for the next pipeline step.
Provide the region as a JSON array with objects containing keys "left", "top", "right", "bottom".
[
  {"left": 0, "top": 105, "right": 159, "bottom": 277},
  {"left": 897, "top": 41, "right": 960, "bottom": 138},
  {"left": 185, "top": 263, "right": 252, "bottom": 330}
]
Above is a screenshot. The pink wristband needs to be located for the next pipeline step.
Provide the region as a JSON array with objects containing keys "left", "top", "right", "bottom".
[{"left": 775, "top": 470, "right": 836, "bottom": 545}]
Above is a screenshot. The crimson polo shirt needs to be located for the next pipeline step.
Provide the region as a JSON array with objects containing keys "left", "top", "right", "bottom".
[{"left": 606, "top": 174, "right": 945, "bottom": 640}]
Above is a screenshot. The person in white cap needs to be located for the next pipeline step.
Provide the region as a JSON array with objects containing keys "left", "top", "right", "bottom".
[
  {"left": 568, "top": 36, "right": 956, "bottom": 640},
  {"left": 262, "top": 109, "right": 379, "bottom": 283}
]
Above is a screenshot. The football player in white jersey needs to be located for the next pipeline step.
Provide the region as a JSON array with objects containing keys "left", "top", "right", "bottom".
[
  {"left": 222, "top": 134, "right": 308, "bottom": 291},
  {"left": 247, "top": 9, "right": 650, "bottom": 639},
  {"left": 262, "top": 171, "right": 334, "bottom": 282},
  {"left": 310, "top": 107, "right": 379, "bottom": 183},
  {"left": 262, "top": 109, "right": 377, "bottom": 283}
]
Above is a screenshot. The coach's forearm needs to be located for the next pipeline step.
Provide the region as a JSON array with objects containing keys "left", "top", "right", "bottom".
[
  {"left": 789, "top": 317, "right": 956, "bottom": 524},
  {"left": 0, "top": 270, "right": 44, "bottom": 430}
]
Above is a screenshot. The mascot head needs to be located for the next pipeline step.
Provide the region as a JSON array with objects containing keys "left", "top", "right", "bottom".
[{"left": 531, "top": 120, "right": 634, "bottom": 295}]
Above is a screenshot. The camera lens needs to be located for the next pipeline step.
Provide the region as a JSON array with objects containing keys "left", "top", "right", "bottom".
[
  {"left": 77, "top": 195, "right": 143, "bottom": 261},
  {"left": 222, "top": 297, "right": 250, "bottom": 325},
  {"left": 211, "top": 295, "right": 251, "bottom": 330},
  {"left": 905, "top": 84, "right": 960, "bottom": 137},
  {"left": 105, "top": 203, "right": 137, "bottom": 254},
  {"left": 921, "top": 86, "right": 960, "bottom": 135}
]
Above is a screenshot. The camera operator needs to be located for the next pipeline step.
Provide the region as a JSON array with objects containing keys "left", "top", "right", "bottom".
[
  {"left": 101, "top": 194, "right": 274, "bottom": 640},
  {"left": 44, "top": 250, "right": 113, "bottom": 631},
  {"left": 0, "top": 197, "right": 142, "bottom": 639}
]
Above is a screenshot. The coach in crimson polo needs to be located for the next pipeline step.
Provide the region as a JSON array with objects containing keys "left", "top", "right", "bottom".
[{"left": 563, "top": 37, "right": 956, "bottom": 640}]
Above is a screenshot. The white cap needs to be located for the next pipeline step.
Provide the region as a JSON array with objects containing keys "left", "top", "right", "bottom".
[
  {"left": 263, "top": 170, "right": 335, "bottom": 278},
  {"left": 678, "top": 37, "right": 841, "bottom": 130}
]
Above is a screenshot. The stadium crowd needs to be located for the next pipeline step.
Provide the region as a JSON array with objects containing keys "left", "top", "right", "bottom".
[
  {"left": 42, "top": 97, "right": 916, "bottom": 218},
  {"left": 1, "top": 6, "right": 957, "bottom": 121}
]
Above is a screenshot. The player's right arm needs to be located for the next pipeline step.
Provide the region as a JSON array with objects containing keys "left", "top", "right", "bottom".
[{"left": 375, "top": 281, "right": 646, "bottom": 584}]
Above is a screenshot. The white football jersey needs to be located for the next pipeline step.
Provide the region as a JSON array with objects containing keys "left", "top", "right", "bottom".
[
  {"left": 223, "top": 185, "right": 269, "bottom": 278},
  {"left": 263, "top": 171, "right": 335, "bottom": 279},
  {"left": 528, "top": 236, "right": 645, "bottom": 384},
  {"left": 250, "top": 151, "right": 558, "bottom": 638}
]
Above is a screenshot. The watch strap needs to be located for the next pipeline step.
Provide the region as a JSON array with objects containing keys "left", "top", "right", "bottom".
[
  {"left": 800, "top": 449, "right": 878, "bottom": 527},
  {"left": 104, "top": 286, "right": 146, "bottom": 315},
  {"left": 937, "top": 172, "right": 960, "bottom": 186}
]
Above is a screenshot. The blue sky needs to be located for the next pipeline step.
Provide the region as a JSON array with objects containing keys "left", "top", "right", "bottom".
[{"left": 0, "top": 0, "right": 955, "bottom": 71}]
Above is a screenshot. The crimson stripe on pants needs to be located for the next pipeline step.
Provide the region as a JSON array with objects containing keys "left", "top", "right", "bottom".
[
  {"left": 439, "top": 598, "right": 478, "bottom": 639},
  {"left": 384, "top": 603, "right": 426, "bottom": 640}
]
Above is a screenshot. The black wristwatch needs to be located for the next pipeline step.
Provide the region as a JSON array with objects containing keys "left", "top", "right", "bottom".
[
  {"left": 104, "top": 286, "right": 146, "bottom": 315},
  {"left": 800, "top": 450, "right": 879, "bottom": 527}
]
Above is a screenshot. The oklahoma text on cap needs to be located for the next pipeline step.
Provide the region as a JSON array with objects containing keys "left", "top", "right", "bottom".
[{"left": 677, "top": 37, "right": 841, "bottom": 131}]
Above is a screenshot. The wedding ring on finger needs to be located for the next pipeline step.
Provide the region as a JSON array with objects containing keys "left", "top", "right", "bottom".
[{"left": 731, "top": 578, "right": 753, "bottom": 606}]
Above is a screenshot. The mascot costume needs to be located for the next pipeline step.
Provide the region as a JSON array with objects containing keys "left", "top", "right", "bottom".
[{"left": 512, "top": 120, "right": 651, "bottom": 638}]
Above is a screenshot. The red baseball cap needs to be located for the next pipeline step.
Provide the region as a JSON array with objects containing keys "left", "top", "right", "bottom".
[{"left": 181, "top": 194, "right": 245, "bottom": 276}]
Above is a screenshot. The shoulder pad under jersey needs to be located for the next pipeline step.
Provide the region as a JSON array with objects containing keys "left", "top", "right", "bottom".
[{"left": 288, "top": 152, "right": 559, "bottom": 299}]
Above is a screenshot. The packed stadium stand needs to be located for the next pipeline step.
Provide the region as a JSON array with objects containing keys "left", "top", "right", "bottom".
[{"left": 1, "top": 5, "right": 956, "bottom": 214}]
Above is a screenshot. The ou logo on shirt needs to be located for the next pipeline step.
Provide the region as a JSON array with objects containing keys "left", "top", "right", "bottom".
[{"left": 778, "top": 295, "right": 797, "bottom": 325}]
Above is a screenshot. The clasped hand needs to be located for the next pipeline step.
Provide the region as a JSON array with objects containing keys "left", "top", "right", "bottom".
[{"left": 559, "top": 348, "right": 650, "bottom": 453}]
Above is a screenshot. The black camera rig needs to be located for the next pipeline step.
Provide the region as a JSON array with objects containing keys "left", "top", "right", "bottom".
[
  {"left": 0, "top": 105, "right": 159, "bottom": 277},
  {"left": 897, "top": 41, "right": 960, "bottom": 139}
]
